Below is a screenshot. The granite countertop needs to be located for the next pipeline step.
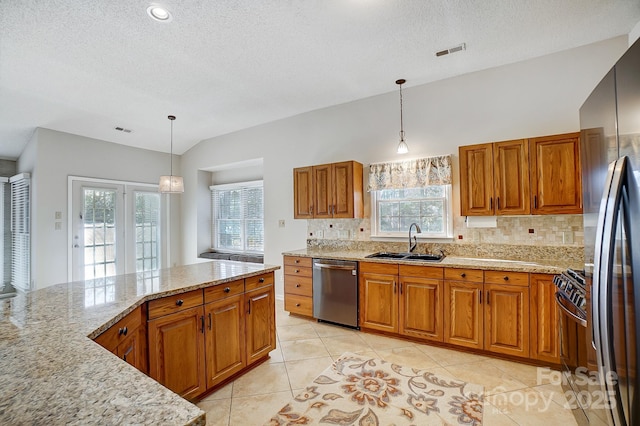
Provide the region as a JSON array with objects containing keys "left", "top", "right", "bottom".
[
  {"left": 0, "top": 260, "right": 280, "bottom": 425},
  {"left": 282, "top": 248, "right": 583, "bottom": 274}
]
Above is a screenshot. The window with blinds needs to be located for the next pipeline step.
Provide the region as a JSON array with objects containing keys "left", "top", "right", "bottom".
[
  {"left": 10, "top": 173, "right": 30, "bottom": 291},
  {"left": 210, "top": 181, "right": 264, "bottom": 253}
]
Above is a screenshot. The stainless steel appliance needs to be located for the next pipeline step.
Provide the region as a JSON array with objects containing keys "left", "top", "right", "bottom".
[
  {"left": 312, "top": 258, "right": 358, "bottom": 328},
  {"left": 578, "top": 37, "right": 640, "bottom": 425}
]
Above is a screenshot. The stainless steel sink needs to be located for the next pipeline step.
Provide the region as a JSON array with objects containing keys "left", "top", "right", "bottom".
[{"left": 365, "top": 252, "right": 445, "bottom": 262}]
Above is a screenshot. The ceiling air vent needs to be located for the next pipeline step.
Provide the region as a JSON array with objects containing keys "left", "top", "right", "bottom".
[
  {"left": 436, "top": 43, "right": 466, "bottom": 57},
  {"left": 114, "top": 127, "right": 133, "bottom": 133}
]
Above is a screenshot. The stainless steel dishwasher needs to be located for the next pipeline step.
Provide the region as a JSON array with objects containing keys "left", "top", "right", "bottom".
[{"left": 312, "top": 258, "right": 359, "bottom": 328}]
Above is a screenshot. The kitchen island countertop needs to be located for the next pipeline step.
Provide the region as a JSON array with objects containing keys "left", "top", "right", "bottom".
[{"left": 0, "top": 260, "right": 279, "bottom": 425}]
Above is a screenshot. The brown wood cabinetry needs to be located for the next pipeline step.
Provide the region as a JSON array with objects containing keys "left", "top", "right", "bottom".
[
  {"left": 359, "top": 262, "right": 399, "bottom": 333},
  {"left": 293, "top": 160, "right": 363, "bottom": 219},
  {"left": 459, "top": 132, "right": 581, "bottom": 216},
  {"left": 283, "top": 256, "right": 314, "bottom": 317},
  {"left": 444, "top": 269, "right": 484, "bottom": 349},
  {"left": 398, "top": 265, "right": 444, "bottom": 342},
  {"left": 530, "top": 273, "right": 560, "bottom": 363},
  {"left": 94, "top": 306, "right": 148, "bottom": 374},
  {"left": 484, "top": 283, "right": 530, "bottom": 357},
  {"left": 246, "top": 282, "right": 277, "bottom": 364},
  {"left": 529, "top": 132, "right": 582, "bottom": 214}
]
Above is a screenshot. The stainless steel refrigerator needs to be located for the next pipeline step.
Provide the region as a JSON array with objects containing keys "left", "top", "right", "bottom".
[{"left": 580, "top": 37, "right": 640, "bottom": 426}]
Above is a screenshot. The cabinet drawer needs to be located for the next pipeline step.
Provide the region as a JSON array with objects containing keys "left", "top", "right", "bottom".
[
  {"left": 95, "top": 306, "right": 143, "bottom": 351},
  {"left": 444, "top": 268, "right": 483, "bottom": 282},
  {"left": 246, "top": 272, "right": 275, "bottom": 291},
  {"left": 399, "top": 264, "right": 443, "bottom": 279},
  {"left": 284, "top": 256, "right": 312, "bottom": 268},
  {"left": 284, "top": 264, "right": 313, "bottom": 278},
  {"left": 484, "top": 270, "right": 529, "bottom": 287},
  {"left": 284, "top": 276, "right": 313, "bottom": 297},
  {"left": 285, "top": 294, "right": 313, "bottom": 317},
  {"left": 148, "top": 289, "right": 204, "bottom": 320},
  {"left": 359, "top": 262, "right": 399, "bottom": 275},
  {"left": 204, "top": 279, "right": 244, "bottom": 304}
]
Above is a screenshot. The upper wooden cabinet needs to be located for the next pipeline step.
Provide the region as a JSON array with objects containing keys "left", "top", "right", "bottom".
[
  {"left": 529, "top": 132, "right": 582, "bottom": 214},
  {"left": 293, "top": 160, "right": 363, "bottom": 219},
  {"left": 459, "top": 132, "right": 582, "bottom": 216}
]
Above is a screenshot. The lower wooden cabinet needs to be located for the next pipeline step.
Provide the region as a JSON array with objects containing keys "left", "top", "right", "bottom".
[
  {"left": 484, "top": 283, "right": 530, "bottom": 357},
  {"left": 283, "top": 256, "right": 313, "bottom": 317},
  {"left": 444, "top": 280, "right": 484, "bottom": 349},
  {"left": 530, "top": 273, "right": 560, "bottom": 363},
  {"left": 148, "top": 305, "right": 207, "bottom": 401},
  {"left": 94, "top": 306, "right": 148, "bottom": 374},
  {"left": 246, "top": 284, "right": 277, "bottom": 364},
  {"left": 359, "top": 263, "right": 399, "bottom": 333}
]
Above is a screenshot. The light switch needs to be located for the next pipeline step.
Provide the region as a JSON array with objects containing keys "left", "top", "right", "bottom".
[
  {"left": 55, "top": 222, "right": 62, "bottom": 230},
  {"left": 278, "top": 219, "right": 285, "bottom": 228},
  {"left": 55, "top": 211, "right": 62, "bottom": 220}
]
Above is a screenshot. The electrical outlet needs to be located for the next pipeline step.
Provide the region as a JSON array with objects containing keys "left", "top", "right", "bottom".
[
  {"left": 278, "top": 219, "right": 285, "bottom": 228},
  {"left": 55, "top": 211, "right": 62, "bottom": 220},
  {"left": 55, "top": 222, "right": 62, "bottom": 230},
  {"left": 316, "top": 230, "right": 324, "bottom": 238}
]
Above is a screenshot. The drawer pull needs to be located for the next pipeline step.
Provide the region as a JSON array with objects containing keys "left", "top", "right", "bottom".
[
  {"left": 295, "top": 269, "right": 300, "bottom": 273},
  {"left": 503, "top": 276, "right": 509, "bottom": 281},
  {"left": 122, "top": 344, "right": 134, "bottom": 362},
  {"left": 295, "top": 303, "right": 301, "bottom": 307},
  {"left": 224, "top": 287, "right": 231, "bottom": 293},
  {"left": 296, "top": 284, "right": 301, "bottom": 288},
  {"left": 176, "top": 299, "right": 184, "bottom": 306},
  {"left": 295, "top": 259, "right": 300, "bottom": 264},
  {"left": 118, "top": 326, "right": 128, "bottom": 336},
  {"left": 461, "top": 273, "right": 466, "bottom": 278},
  {"left": 259, "top": 277, "right": 265, "bottom": 283}
]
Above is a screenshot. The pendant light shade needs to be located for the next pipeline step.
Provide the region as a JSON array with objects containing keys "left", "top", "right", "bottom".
[
  {"left": 159, "top": 115, "right": 184, "bottom": 193},
  {"left": 395, "top": 79, "right": 409, "bottom": 154}
]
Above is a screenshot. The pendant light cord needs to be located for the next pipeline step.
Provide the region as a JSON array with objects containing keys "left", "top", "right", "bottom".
[
  {"left": 399, "top": 83, "right": 404, "bottom": 140},
  {"left": 168, "top": 115, "right": 176, "bottom": 177}
]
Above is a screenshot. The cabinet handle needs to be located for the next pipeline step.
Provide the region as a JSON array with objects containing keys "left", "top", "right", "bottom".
[
  {"left": 479, "top": 291, "right": 482, "bottom": 304},
  {"left": 497, "top": 197, "right": 500, "bottom": 210},
  {"left": 393, "top": 281, "right": 397, "bottom": 294},
  {"left": 176, "top": 299, "right": 184, "bottom": 306},
  {"left": 489, "top": 197, "right": 493, "bottom": 210},
  {"left": 118, "top": 327, "right": 128, "bottom": 336},
  {"left": 534, "top": 195, "right": 538, "bottom": 209},
  {"left": 295, "top": 269, "right": 299, "bottom": 273},
  {"left": 461, "top": 273, "right": 466, "bottom": 278},
  {"left": 248, "top": 300, "right": 251, "bottom": 314},
  {"left": 400, "top": 282, "right": 403, "bottom": 295},
  {"left": 201, "top": 316, "right": 205, "bottom": 333},
  {"left": 295, "top": 303, "right": 301, "bottom": 307},
  {"left": 259, "top": 277, "right": 265, "bottom": 283},
  {"left": 224, "top": 287, "right": 231, "bottom": 293},
  {"left": 208, "top": 312, "right": 212, "bottom": 330},
  {"left": 296, "top": 284, "right": 301, "bottom": 288},
  {"left": 122, "top": 345, "right": 134, "bottom": 362},
  {"left": 295, "top": 259, "right": 300, "bottom": 264},
  {"left": 503, "top": 276, "right": 509, "bottom": 281},
  {"left": 487, "top": 291, "right": 491, "bottom": 305}
]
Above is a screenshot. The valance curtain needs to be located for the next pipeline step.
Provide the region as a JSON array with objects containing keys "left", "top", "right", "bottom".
[{"left": 367, "top": 155, "right": 452, "bottom": 191}]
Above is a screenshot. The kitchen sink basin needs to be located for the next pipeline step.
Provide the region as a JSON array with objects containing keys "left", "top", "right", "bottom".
[{"left": 365, "top": 252, "right": 445, "bottom": 262}]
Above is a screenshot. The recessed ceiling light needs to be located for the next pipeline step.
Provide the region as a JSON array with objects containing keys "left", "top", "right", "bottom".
[{"left": 147, "top": 5, "right": 172, "bottom": 22}]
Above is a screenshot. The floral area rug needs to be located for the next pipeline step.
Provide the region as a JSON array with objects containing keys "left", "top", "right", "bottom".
[{"left": 266, "top": 352, "right": 484, "bottom": 425}]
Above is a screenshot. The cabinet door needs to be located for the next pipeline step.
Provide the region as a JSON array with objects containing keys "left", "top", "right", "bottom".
[
  {"left": 117, "top": 326, "right": 148, "bottom": 374},
  {"left": 444, "top": 281, "right": 483, "bottom": 349},
  {"left": 204, "top": 294, "right": 246, "bottom": 388},
  {"left": 530, "top": 274, "right": 560, "bottom": 363},
  {"left": 459, "top": 143, "right": 494, "bottom": 216},
  {"left": 313, "top": 164, "right": 333, "bottom": 218},
  {"left": 494, "top": 139, "right": 530, "bottom": 215},
  {"left": 293, "top": 167, "right": 314, "bottom": 219},
  {"left": 484, "top": 284, "right": 530, "bottom": 357},
  {"left": 148, "top": 306, "right": 206, "bottom": 401},
  {"left": 359, "top": 272, "right": 398, "bottom": 333},
  {"left": 246, "top": 285, "right": 276, "bottom": 365},
  {"left": 399, "top": 276, "right": 443, "bottom": 342},
  {"left": 332, "top": 161, "right": 363, "bottom": 218},
  {"left": 530, "top": 133, "right": 582, "bottom": 214}
]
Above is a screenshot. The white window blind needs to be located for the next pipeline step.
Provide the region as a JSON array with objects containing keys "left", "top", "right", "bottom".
[
  {"left": 11, "top": 173, "right": 30, "bottom": 291},
  {"left": 210, "top": 181, "right": 264, "bottom": 253},
  {"left": 0, "top": 178, "right": 9, "bottom": 285}
]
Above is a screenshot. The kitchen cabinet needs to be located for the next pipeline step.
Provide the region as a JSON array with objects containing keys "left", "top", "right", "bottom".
[
  {"left": 530, "top": 273, "right": 560, "bottom": 363},
  {"left": 459, "top": 132, "right": 581, "bottom": 216},
  {"left": 444, "top": 269, "right": 530, "bottom": 358},
  {"left": 529, "top": 132, "right": 582, "bottom": 214},
  {"left": 459, "top": 139, "right": 530, "bottom": 216},
  {"left": 245, "top": 274, "right": 277, "bottom": 365},
  {"left": 94, "top": 305, "right": 148, "bottom": 374},
  {"left": 293, "top": 160, "right": 363, "bottom": 219},
  {"left": 399, "top": 265, "right": 444, "bottom": 342},
  {"left": 359, "top": 263, "right": 444, "bottom": 342},
  {"left": 359, "top": 262, "right": 399, "bottom": 333},
  {"left": 283, "top": 256, "right": 314, "bottom": 317}
]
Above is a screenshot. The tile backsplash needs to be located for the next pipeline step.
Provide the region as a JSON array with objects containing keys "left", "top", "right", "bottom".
[{"left": 307, "top": 214, "right": 584, "bottom": 246}]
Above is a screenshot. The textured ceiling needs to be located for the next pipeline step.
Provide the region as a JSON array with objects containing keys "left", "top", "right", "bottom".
[{"left": 1, "top": 0, "right": 639, "bottom": 158}]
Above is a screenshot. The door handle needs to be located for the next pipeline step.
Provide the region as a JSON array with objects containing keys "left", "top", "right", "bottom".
[
  {"left": 489, "top": 197, "right": 493, "bottom": 210},
  {"left": 479, "top": 290, "right": 482, "bottom": 304},
  {"left": 393, "top": 281, "right": 397, "bottom": 294},
  {"left": 248, "top": 300, "right": 251, "bottom": 314},
  {"left": 201, "top": 316, "right": 205, "bottom": 333},
  {"left": 400, "top": 282, "right": 403, "bottom": 295}
]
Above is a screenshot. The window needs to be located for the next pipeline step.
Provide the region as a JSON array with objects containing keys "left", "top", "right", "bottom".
[
  {"left": 211, "top": 181, "right": 264, "bottom": 253},
  {"left": 371, "top": 185, "right": 453, "bottom": 239}
]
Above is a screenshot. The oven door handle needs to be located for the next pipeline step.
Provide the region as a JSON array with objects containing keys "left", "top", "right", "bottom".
[{"left": 555, "top": 292, "right": 587, "bottom": 327}]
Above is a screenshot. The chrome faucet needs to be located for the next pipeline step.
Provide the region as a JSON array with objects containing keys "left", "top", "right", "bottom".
[{"left": 408, "top": 223, "right": 422, "bottom": 252}]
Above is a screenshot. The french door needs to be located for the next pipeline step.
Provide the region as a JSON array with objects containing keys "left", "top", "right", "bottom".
[{"left": 71, "top": 179, "right": 163, "bottom": 282}]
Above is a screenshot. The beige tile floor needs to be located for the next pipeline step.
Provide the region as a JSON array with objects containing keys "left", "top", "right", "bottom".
[{"left": 197, "top": 300, "right": 579, "bottom": 425}]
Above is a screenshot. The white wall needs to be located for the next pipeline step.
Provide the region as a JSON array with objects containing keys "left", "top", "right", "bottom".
[
  {"left": 17, "top": 128, "right": 182, "bottom": 289},
  {"left": 181, "top": 36, "right": 628, "bottom": 298}
]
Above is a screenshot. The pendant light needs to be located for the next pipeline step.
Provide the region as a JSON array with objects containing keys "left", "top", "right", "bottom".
[
  {"left": 159, "top": 115, "right": 184, "bottom": 193},
  {"left": 395, "top": 79, "right": 409, "bottom": 154}
]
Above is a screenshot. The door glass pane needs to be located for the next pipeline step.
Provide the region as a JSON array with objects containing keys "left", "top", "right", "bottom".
[
  {"left": 83, "top": 189, "right": 117, "bottom": 279},
  {"left": 135, "top": 192, "right": 160, "bottom": 272}
]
